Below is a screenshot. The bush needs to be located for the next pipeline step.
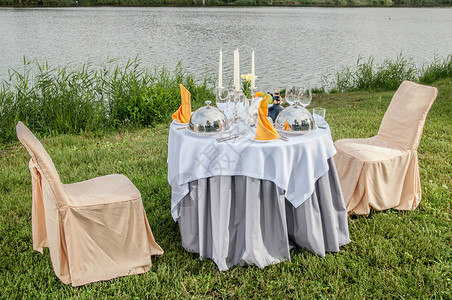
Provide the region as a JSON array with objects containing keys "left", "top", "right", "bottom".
[
  {"left": 323, "top": 54, "right": 450, "bottom": 92},
  {"left": 419, "top": 55, "right": 452, "bottom": 84},
  {"left": 0, "top": 57, "right": 214, "bottom": 144}
]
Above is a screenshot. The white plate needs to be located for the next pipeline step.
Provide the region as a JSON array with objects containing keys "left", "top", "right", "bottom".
[
  {"left": 185, "top": 127, "right": 231, "bottom": 137},
  {"left": 250, "top": 137, "right": 278, "bottom": 143},
  {"left": 276, "top": 126, "right": 317, "bottom": 135},
  {"left": 172, "top": 120, "right": 189, "bottom": 126}
]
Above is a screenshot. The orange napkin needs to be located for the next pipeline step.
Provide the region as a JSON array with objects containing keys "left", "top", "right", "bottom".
[
  {"left": 284, "top": 118, "right": 290, "bottom": 131},
  {"left": 172, "top": 84, "right": 192, "bottom": 123},
  {"left": 255, "top": 95, "right": 281, "bottom": 141}
]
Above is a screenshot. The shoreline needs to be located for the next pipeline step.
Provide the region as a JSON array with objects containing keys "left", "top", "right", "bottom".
[{"left": 1, "top": 2, "right": 452, "bottom": 8}]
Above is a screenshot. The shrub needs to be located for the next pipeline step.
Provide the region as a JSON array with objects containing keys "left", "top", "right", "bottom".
[{"left": 0, "top": 57, "right": 214, "bottom": 144}]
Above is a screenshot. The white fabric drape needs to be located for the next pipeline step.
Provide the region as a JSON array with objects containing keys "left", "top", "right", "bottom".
[{"left": 168, "top": 122, "right": 337, "bottom": 220}]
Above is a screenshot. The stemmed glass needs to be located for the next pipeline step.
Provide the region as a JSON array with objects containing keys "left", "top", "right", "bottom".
[
  {"left": 285, "top": 86, "right": 312, "bottom": 107},
  {"left": 299, "top": 86, "right": 312, "bottom": 108},
  {"left": 285, "top": 86, "right": 301, "bottom": 106}
]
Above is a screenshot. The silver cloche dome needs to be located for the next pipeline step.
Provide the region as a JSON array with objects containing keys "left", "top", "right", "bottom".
[
  {"left": 188, "top": 101, "right": 229, "bottom": 133},
  {"left": 274, "top": 103, "right": 316, "bottom": 132}
]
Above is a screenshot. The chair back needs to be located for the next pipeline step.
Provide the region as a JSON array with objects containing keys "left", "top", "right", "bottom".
[
  {"left": 377, "top": 81, "right": 438, "bottom": 150},
  {"left": 16, "top": 122, "right": 66, "bottom": 205}
]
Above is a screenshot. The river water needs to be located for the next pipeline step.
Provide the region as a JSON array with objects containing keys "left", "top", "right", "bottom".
[{"left": 1, "top": 7, "right": 451, "bottom": 89}]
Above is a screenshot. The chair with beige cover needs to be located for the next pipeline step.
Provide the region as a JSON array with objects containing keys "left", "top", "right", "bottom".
[
  {"left": 16, "top": 121, "right": 163, "bottom": 286},
  {"left": 334, "top": 81, "right": 438, "bottom": 215}
]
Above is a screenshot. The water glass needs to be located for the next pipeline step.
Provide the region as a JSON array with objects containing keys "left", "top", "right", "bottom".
[{"left": 313, "top": 107, "right": 326, "bottom": 126}]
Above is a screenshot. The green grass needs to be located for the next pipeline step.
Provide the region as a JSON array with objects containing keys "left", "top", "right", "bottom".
[
  {"left": 2, "top": 54, "right": 451, "bottom": 146},
  {"left": 323, "top": 54, "right": 452, "bottom": 92},
  {"left": 0, "top": 58, "right": 214, "bottom": 145},
  {"left": 1, "top": 78, "right": 450, "bottom": 298}
]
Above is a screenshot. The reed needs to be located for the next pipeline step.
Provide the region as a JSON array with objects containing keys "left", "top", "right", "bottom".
[
  {"left": 1, "top": 54, "right": 450, "bottom": 145},
  {"left": 323, "top": 54, "right": 451, "bottom": 92},
  {"left": 0, "top": 57, "right": 214, "bottom": 145},
  {"left": 419, "top": 54, "right": 452, "bottom": 84}
]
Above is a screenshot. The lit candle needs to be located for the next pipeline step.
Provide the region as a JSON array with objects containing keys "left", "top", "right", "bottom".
[
  {"left": 218, "top": 49, "right": 223, "bottom": 88},
  {"left": 251, "top": 50, "right": 255, "bottom": 89}
]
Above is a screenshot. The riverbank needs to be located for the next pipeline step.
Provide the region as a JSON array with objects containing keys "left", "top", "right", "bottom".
[
  {"left": 1, "top": 77, "right": 450, "bottom": 298},
  {"left": 2, "top": 0, "right": 452, "bottom": 7},
  {"left": 1, "top": 54, "right": 451, "bottom": 145}
]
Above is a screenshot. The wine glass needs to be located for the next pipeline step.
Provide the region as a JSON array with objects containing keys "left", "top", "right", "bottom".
[
  {"left": 299, "top": 86, "right": 312, "bottom": 107},
  {"left": 285, "top": 86, "right": 312, "bottom": 107},
  {"left": 285, "top": 86, "right": 301, "bottom": 105}
]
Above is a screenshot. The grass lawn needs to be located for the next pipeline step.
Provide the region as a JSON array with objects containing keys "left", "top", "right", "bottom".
[{"left": 0, "top": 79, "right": 450, "bottom": 298}]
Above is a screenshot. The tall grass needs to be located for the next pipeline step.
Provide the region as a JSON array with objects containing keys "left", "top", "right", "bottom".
[
  {"left": 2, "top": 54, "right": 451, "bottom": 145},
  {"left": 0, "top": 57, "right": 214, "bottom": 145},
  {"left": 323, "top": 54, "right": 452, "bottom": 92},
  {"left": 419, "top": 54, "right": 452, "bottom": 84}
]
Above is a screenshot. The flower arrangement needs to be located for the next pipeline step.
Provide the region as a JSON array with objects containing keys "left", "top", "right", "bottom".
[{"left": 241, "top": 74, "right": 258, "bottom": 99}]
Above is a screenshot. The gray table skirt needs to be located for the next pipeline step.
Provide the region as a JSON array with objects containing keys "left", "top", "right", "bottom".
[{"left": 178, "top": 158, "right": 350, "bottom": 271}]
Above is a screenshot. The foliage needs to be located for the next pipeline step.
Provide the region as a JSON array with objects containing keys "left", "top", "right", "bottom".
[
  {"left": 0, "top": 78, "right": 450, "bottom": 298},
  {"left": 0, "top": 58, "right": 214, "bottom": 145},
  {"left": 1, "top": 0, "right": 451, "bottom": 6},
  {"left": 323, "top": 54, "right": 451, "bottom": 92},
  {"left": 419, "top": 54, "right": 452, "bottom": 84}
]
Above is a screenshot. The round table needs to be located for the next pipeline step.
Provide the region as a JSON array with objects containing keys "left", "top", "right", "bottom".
[{"left": 167, "top": 120, "right": 350, "bottom": 270}]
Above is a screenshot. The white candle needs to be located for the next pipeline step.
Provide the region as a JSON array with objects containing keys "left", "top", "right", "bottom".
[
  {"left": 233, "top": 49, "right": 238, "bottom": 90},
  {"left": 251, "top": 50, "right": 255, "bottom": 89},
  {"left": 237, "top": 50, "right": 240, "bottom": 90},
  {"left": 233, "top": 50, "right": 236, "bottom": 89},
  {"left": 218, "top": 49, "right": 223, "bottom": 88}
]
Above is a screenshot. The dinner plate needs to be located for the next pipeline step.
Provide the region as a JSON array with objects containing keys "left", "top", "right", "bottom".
[
  {"left": 249, "top": 137, "right": 277, "bottom": 143},
  {"left": 276, "top": 126, "right": 317, "bottom": 135},
  {"left": 185, "top": 126, "right": 231, "bottom": 137},
  {"left": 172, "top": 120, "right": 189, "bottom": 126}
]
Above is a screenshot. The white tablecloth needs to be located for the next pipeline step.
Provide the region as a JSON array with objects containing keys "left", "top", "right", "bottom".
[{"left": 168, "top": 120, "right": 337, "bottom": 220}]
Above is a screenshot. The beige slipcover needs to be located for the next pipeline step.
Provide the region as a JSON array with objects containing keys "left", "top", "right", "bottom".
[
  {"left": 334, "top": 81, "right": 438, "bottom": 215},
  {"left": 16, "top": 121, "right": 163, "bottom": 286}
]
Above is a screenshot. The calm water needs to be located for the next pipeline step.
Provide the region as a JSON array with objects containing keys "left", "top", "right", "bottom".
[{"left": 1, "top": 7, "right": 451, "bottom": 89}]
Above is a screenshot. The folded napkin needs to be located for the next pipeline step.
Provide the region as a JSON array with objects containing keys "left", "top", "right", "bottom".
[
  {"left": 172, "top": 84, "right": 191, "bottom": 123},
  {"left": 284, "top": 118, "right": 290, "bottom": 131},
  {"left": 255, "top": 95, "right": 281, "bottom": 141}
]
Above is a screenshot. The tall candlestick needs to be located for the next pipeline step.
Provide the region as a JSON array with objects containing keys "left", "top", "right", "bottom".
[
  {"left": 235, "top": 49, "right": 240, "bottom": 90},
  {"left": 218, "top": 49, "right": 223, "bottom": 88},
  {"left": 251, "top": 50, "right": 255, "bottom": 89},
  {"left": 237, "top": 50, "right": 240, "bottom": 90},
  {"left": 233, "top": 50, "right": 237, "bottom": 90}
]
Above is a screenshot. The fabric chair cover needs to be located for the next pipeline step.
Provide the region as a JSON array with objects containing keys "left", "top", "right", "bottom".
[
  {"left": 333, "top": 81, "right": 438, "bottom": 215},
  {"left": 16, "top": 121, "right": 163, "bottom": 286}
]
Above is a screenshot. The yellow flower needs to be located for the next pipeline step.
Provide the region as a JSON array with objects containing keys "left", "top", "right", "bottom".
[{"left": 241, "top": 74, "right": 257, "bottom": 82}]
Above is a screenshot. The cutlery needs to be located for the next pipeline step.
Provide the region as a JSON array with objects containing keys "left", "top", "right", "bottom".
[
  {"left": 279, "top": 135, "right": 289, "bottom": 141},
  {"left": 216, "top": 134, "right": 240, "bottom": 143}
]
